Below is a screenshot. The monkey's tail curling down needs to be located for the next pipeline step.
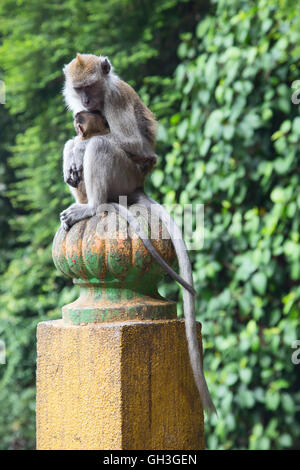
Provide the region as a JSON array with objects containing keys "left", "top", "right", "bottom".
[
  {"left": 110, "top": 202, "right": 195, "bottom": 296},
  {"left": 126, "top": 190, "right": 216, "bottom": 414}
]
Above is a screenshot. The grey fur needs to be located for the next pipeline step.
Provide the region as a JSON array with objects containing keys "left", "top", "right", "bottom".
[{"left": 61, "top": 133, "right": 143, "bottom": 226}]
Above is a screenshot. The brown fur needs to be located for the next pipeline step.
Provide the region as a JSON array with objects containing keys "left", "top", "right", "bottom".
[
  {"left": 68, "top": 53, "right": 99, "bottom": 84},
  {"left": 74, "top": 111, "right": 109, "bottom": 140}
]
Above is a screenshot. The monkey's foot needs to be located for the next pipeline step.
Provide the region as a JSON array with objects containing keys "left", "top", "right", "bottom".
[{"left": 60, "top": 203, "right": 96, "bottom": 231}]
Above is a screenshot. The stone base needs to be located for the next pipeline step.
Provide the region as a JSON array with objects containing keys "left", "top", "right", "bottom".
[
  {"left": 36, "top": 319, "right": 204, "bottom": 450},
  {"left": 62, "top": 283, "right": 177, "bottom": 324}
]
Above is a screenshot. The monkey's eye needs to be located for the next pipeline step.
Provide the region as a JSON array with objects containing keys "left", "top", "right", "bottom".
[{"left": 74, "top": 87, "right": 82, "bottom": 93}]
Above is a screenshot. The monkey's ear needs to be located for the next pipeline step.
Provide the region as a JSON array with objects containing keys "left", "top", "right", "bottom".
[
  {"left": 76, "top": 53, "right": 84, "bottom": 65},
  {"left": 78, "top": 124, "right": 86, "bottom": 137},
  {"left": 101, "top": 57, "right": 111, "bottom": 75}
]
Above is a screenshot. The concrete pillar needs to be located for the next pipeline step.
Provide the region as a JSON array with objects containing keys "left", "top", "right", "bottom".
[{"left": 36, "top": 319, "right": 204, "bottom": 450}]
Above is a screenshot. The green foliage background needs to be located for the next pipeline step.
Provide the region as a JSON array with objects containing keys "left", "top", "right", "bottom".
[{"left": 0, "top": 0, "right": 299, "bottom": 449}]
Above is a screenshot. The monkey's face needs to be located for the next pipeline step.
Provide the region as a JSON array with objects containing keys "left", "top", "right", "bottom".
[
  {"left": 74, "top": 111, "right": 109, "bottom": 138},
  {"left": 73, "top": 80, "right": 104, "bottom": 111},
  {"left": 66, "top": 53, "right": 112, "bottom": 111}
]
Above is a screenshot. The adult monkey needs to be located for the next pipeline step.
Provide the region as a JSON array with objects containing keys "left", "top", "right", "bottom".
[
  {"left": 62, "top": 53, "right": 216, "bottom": 414},
  {"left": 62, "top": 52, "right": 156, "bottom": 212}
]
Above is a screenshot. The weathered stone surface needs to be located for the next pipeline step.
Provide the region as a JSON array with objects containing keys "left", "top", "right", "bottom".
[{"left": 36, "top": 319, "right": 204, "bottom": 450}]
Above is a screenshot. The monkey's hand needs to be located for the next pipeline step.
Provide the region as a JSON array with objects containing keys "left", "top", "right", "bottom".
[
  {"left": 63, "top": 138, "right": 86, "bottom": 188},
  {"left": 70, "top": 138, "right": 87, "bottom": 183},
  {"left": 63, "top": 138, "right": 80, "bottom": 188}
]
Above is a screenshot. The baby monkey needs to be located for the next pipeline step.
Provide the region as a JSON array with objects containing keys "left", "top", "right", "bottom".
[
  {"left": 75, "top": 110, "right": 109, "bottom": 138},
  {"left": 67, "top": 110, "right": 109, "bottom": 189}
]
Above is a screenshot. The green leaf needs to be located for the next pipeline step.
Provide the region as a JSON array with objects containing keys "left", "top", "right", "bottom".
[
  {"left": 251, "top": 272, "right": 267, "bottom": 295},
  {"left": 176, "top": 119, "right": 188, "bottom": 140},
  {"left": 240, "top": 368, "right": 252, "bottom": 384},
  {"left": 266, "top": 391, "right": 280, "bottom": 411},
  {"left": 151, "top": 169, "right": 164, "bottom": 188},
  {"left": 270, "top": 187, "right": 286, "bottom": 203}
]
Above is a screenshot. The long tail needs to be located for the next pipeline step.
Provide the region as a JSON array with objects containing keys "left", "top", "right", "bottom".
[
  {"left": 130, "top": 190, "right": 216, "bottom": 414},
  {"left": 110, "top": 202, "right": 196, "bottom": 296}
]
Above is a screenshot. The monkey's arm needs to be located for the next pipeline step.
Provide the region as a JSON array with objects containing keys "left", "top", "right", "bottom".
[
  {"left": 63, "top": 137, "right": 85, "bottom": 188},
  {"left": 63, "top": 138, "right": 76, "bottom": 187},
  {"left": 72, "top": 136, "right": 88, "bottom": 169},
  {"left": 105, "top": 103, "right": 155, "bottom": 159}
]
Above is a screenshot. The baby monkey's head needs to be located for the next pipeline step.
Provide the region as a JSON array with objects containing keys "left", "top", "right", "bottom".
[{"left": 74, "top": 110, "right": 110, "bottom": 139}]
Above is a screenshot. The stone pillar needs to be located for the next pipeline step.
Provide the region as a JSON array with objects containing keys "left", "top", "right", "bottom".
[{"left": 36, "top": 210, "right": 204, "bottom": 450}]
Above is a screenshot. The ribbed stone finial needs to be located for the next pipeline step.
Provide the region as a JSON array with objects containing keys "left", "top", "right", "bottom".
[{"left": 52, "top": 207, "right": 177, "bottom": 324}]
